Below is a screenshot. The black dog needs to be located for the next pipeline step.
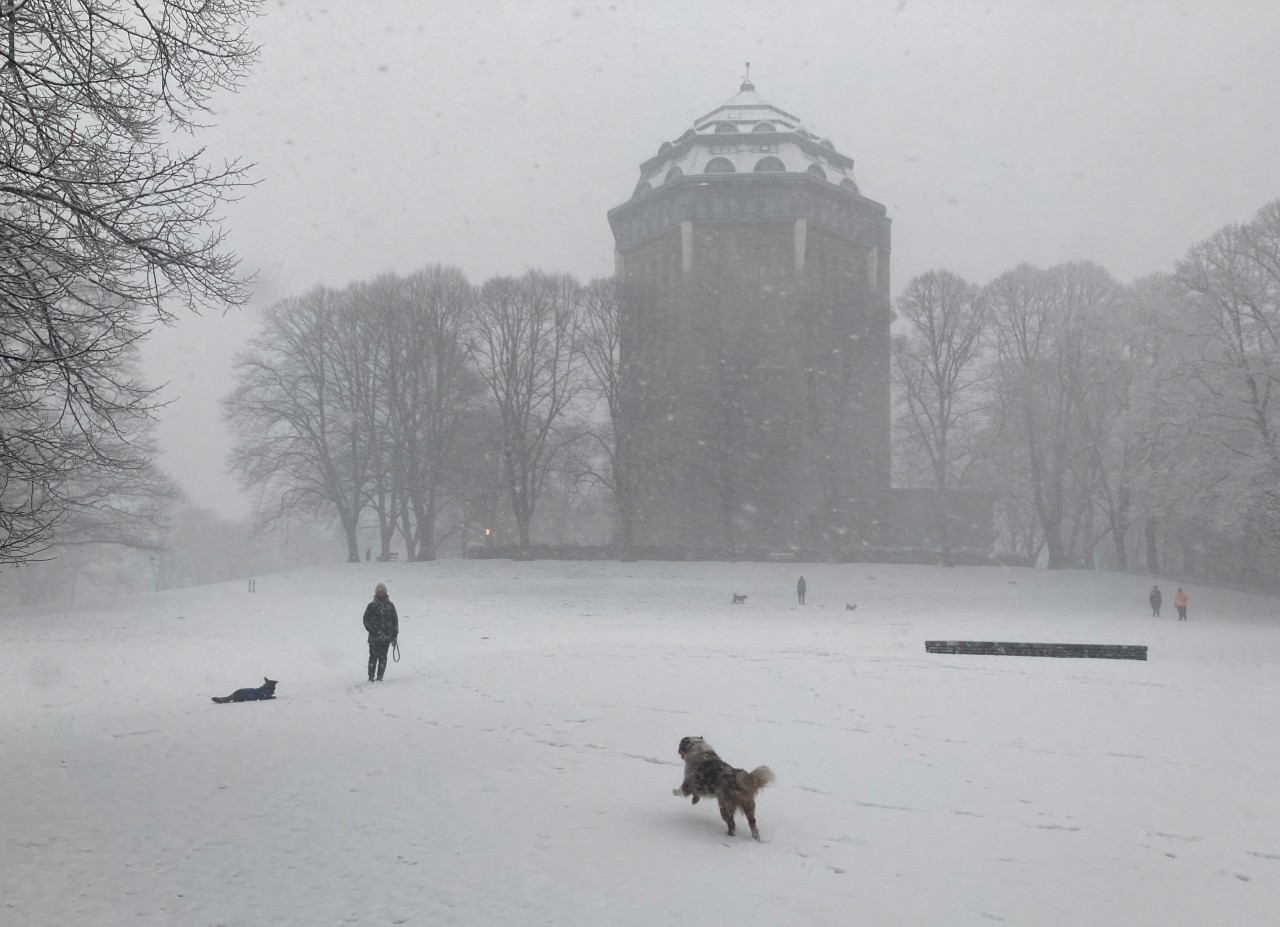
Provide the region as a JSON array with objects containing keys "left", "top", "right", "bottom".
[{"left": 211, "top": 677, "right": 278, "bottom": 704}]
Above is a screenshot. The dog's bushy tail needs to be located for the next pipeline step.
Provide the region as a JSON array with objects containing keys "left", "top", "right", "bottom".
[
  {"left": 211, "top": 696, "right": 232, "bottom": 704},
  {"left": 743, "top": 765, "right": 775, "bottom": 794}
]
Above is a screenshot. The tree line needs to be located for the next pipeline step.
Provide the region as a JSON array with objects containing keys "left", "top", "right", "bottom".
[
  {"left": 224, "top": 268, "right": 622, "bottom": 561},
  {"left": 4, "top": 4, "right": 1278, "bottom": 589},
  {"left": 893, "top": 199, "right": 1280, "bottom": 583}
]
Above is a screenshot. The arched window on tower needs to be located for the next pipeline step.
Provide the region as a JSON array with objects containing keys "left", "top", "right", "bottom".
[
  {"left": 665, "top": 166, "right": 684, "bottom": 183},
  {"left": 714, "top": 122, "right": 740, "bottom": 134},
  {"left": 752, "top": 122, "right": 776, "bottom": 133},
  {"left": 806, "top": 164, "right": 827, "bottom": 181},
  {"left": 840, "top": 178, "right": 859, "bottom": 194},
  {"left": 633, "top": 180, "right": 653, "bottom": 198},
  {"left": 704, "top": 157, "right": 736, "bottom": 173},
  {"left": 754, "top": 156, "right": 785, "bottom": 172}
]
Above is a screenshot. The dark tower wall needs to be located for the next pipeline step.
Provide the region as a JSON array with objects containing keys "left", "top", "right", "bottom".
[{"left": 609, "top": 172, "right": 892, "bottom": 554}]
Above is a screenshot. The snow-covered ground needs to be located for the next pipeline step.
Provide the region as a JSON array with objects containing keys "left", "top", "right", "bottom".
[{"left": 3, "top": 560, "right": 1279, "bottom": 926}]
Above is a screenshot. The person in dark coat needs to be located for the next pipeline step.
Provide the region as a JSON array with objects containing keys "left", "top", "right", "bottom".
[
  {"left": 363, "top": 582, "right": 399, "bottom": 682},
  {"left": 797, "top": 575, "right": 807, "bottom": 605},
  {"left": 1149, "top": 585, "right": 1162, "bottom": 617}
]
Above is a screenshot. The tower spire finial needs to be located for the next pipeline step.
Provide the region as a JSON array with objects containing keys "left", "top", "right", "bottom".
[{"left": 740, "top": 61, "right": 755, "bottom": 92}]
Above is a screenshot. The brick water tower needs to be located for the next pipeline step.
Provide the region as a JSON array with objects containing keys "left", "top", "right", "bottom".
[{"left": 607, "top": 76, "right": 893, "bottom": 555}]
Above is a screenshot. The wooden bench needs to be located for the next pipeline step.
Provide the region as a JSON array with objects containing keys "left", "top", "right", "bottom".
[{"left": 925, "top": 640, "right": 1148, "bottom": 661}]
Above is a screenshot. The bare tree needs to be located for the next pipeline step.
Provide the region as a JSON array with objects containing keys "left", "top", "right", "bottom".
[
  {"left": 578, "top": 276, "right": 640, "bottom": 554},
  {"left": 225, "top": 287, "right": 378, "bottom": 562},
  {"left": 1082, "top": 274, "right": 1181, "bottom": 571},
  {"left": 1171, "top": 199, "right": 1280, "bottom": 547},
  {"left": 975, "top": 421, "right": 1044, "bottom": 564},
  {"left": 467, "top": 271, "right": 584, "bottom": 551},
  {"left": 0, "top": 1, "right": 258, "bottom": 563},
  {"left": 4, "top": 374, "right": 183, "bottom": 603},
  {"left": 893, "top": 270, "right": 987, "bottom": 564},
  {"left": 340, "top": 279, "right": 399, "bottom": 560},
  {"left": 985, "top": 262, "right": 1117, "bottom": 568},
  {"left": 380, "top": 266, "right": 478, "bottom": 560}
]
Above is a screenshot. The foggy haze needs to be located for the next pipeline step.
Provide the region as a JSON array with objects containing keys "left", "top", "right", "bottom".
[
  {"left": 141, "top": 0, "right": 1280, "bottom": 518},
  {"left": 10, "top": 5, "right": 1280, "bottom": 919}
]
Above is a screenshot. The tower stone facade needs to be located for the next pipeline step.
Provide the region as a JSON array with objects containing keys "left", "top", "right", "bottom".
[{"left": 607, "top": 80, "right": 893, "bottom": 554}]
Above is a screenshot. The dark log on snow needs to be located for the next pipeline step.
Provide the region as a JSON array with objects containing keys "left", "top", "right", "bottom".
[{"left": 925, "top": 640, "right": 1148, "bottom": 661}]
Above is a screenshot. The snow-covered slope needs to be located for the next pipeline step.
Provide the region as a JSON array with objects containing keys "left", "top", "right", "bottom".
[{"left": 3, "top": 560, "right": 1279, "bottom": 926}]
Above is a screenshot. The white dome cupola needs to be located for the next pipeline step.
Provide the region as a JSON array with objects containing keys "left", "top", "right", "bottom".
[{"left": 631, "top": 73, "right": 861, "bottom": 199}]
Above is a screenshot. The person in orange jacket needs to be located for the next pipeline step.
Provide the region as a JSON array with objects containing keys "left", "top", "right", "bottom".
[{"left": 1174, "top": 587, "right": 1188, "bottom": 621}]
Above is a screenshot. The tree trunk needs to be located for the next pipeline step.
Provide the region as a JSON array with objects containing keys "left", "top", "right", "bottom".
[
  {"left": 342, "top": 519, "right": 361, "bottom": 563},
  {"left": 933, "top": 444, "right": 954, "bottom": 566},
  {"left": 1110, "top": 471, "right": 1131, "bottom": 570},
  {"left": 1081, "top": 497, "right": 1096, "bottom": 569},
  {"left": 936, "top": 490, "right": 954, "bottom": 567},
  {"left": 397, "top": 497, "right": 418, "bottom": 561},
  {"left": 1144, "top": 517, "right": 1160, "bottom": 573},
  {"left": 417, "top": 490, "right": 438, "bottom": 561},
  {"left": 612, "top": 476, "right": 635, "bottom": 559},
  {"left": 1111, "top": 515, "right": 1129, "bottom": 569},
  {"left": 1032, "top": 473, "right": 1067, "bottom": 568}
]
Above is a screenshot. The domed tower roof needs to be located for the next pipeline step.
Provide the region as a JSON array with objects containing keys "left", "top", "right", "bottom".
[{"left": 629, "top": 77, "right": 862, "bottom": 200}]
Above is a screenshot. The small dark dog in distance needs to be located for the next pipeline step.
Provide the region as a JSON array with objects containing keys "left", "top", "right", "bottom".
[
  {"left": 672, "top": 735, "right": 775, "bottom": 840},
  {"left": 731, "top": 593, "right": 747, "bottom": 605},
  {"left": 211, "top": 677, "right": 278, "bottom": 704},
  {"left": 845, "top": 603, "right": 858, "bottom": 611}
]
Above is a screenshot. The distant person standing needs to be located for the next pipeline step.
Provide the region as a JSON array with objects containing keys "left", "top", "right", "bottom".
[
  {"left": 363, "top": 582, "right": 399, "bottom": 682},
  {"left": 797, "top": 575, "right": 807, "bottom": 605},
  {"left": 1174, "top": 587, "right": 1189, "bottom": 621},
  {"left": 1149, "top": 585, "right": 1162, "bottom": 617}
]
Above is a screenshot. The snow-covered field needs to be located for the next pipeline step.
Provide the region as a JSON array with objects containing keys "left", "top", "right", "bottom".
[{"left": 3, "top": 560, "right": 1279, "bottom": 926}]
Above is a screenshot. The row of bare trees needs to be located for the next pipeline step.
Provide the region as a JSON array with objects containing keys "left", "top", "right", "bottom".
[
  {"left": 225, "top": 268, "right": 623, "bottom": 560},
  {"left": 893, "top": 198, "right": 1280, "bottom": 582}
]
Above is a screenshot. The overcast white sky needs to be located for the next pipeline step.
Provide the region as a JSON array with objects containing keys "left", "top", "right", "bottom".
[{"left": 143, "top": 0, "right": 1280, "bottom": 519}]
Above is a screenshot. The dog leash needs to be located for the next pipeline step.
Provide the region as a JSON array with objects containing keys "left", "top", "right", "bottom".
[{"left": 391, "top": 639, "right": 400, "bottom": 663}]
